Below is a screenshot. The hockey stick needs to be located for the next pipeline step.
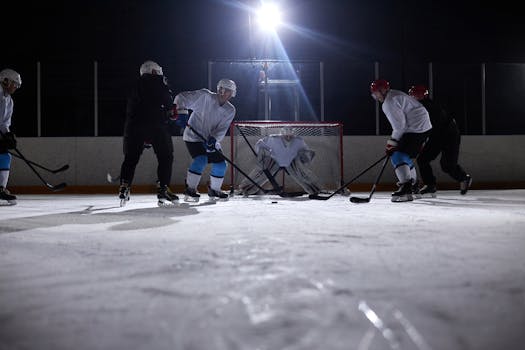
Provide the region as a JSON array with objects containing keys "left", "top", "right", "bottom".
[
  {"left": 1, "top": 131, "right": 67, "bottom": 191},
  {"left": 187, "top": 124, "right": 285, "bottom": 196},
  {"left": 8, "top": 152, "right": 69, "bottom": 174},
  {"left": 349, "top": 155, "right": 390, "bottom": 203},
  {"left": 235, "top": 124, "right": 284, "bottom": 193},
  {"left": 309, "top": 154, "right": 388, "bottom": 200}
]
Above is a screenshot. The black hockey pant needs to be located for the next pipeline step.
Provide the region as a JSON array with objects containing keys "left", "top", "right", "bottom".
[
  {"left": 417, "top": 120, "right": 467, "bottom": 186},
  {"left": 120, "top": 128, "right": 174, "bottom": 186}
]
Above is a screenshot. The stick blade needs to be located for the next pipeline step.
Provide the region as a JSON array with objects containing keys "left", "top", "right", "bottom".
[
  {"left": 308, "top": 193, "right": 331, "bottom": 200},
  {"left": 349, "top": 196, "right": 370, "bottom": 203},
  {"left": 279, "top": 191, "right": 306, "bottom": 198},
  {"left": 48, "top": 182, "right": 67, "bottom": 192}
]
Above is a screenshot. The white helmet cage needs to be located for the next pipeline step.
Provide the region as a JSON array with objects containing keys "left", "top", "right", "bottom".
[
  {"left": 139, "top": 61, "right": 163, "bottom": 76},
  {"left": 217, "top": 78, "right": 236, "bottom": 97},
  {"left": 280, "top": 127, "right": 295, "bottom": 136},
  {"left": 0, "top": 68, "right": 22, "bottom": 88}
]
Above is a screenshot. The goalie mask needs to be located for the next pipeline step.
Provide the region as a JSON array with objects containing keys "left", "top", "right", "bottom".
[
  {"left": 280, "top": 127, "right": 294, "bottom": 142},
  {"left": 217, "top": 78, "right": 236, "bottom": 97},
  {"left": 139, "top": 60, "right": 163, "bottom": 76}
]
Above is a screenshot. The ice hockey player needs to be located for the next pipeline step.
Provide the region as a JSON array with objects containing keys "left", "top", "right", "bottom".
[
  {"left": 118, "top": 60, "right": 178, "bottom": 207},
  {"left": 239, "top": 127, "right": 321, "bottom": 197},
  {"left": 408, "top": 85, "right": 472, "bottom": 196},
  {"left": 370, "top": 79, "right": 432, "bottom": 202},
  {"left": 173, "top": 79, "right": 236, "bottom": 202},
  {"left": 0, "top": 68, "right": 22, "bottom": 205}
]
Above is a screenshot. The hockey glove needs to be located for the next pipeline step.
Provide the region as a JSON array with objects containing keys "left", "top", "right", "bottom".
[
  {"left": 1, "top": 132, "right": 17, "bottom": 150},
  {"left": 298, "top": 149, "right": 315, "bottom": 164},
  {"left": 205, "top": 136, "right": 218, "bottom": 152},
  {"left": 175, "top": 110, "right": 189, "bottom": 129},
  {"left": 385, "top": 138, "right": 398, "bottom": 155}
]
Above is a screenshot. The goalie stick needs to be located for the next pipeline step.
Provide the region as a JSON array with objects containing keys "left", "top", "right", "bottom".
[
  {"left": 1, "top": 131, "right": 67, "bottom": 191},
  {"left": 309, "top": 154, "right": 388, "bottom": 200},
  {"left": 8, "top": 152, "right": 69, "bottom": 174},
  {"left": 349, "top": 155, "right": 390, "bottom": 203}
]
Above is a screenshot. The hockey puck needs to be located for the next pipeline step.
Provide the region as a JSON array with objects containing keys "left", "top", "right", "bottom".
[{"left": 271, "top": 201, "right": 278, "bottom": 204}]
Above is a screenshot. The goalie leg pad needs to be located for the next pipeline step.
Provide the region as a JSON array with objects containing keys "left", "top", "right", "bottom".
[
  {"left": 239, "top": 169, "right": 267, "bottom": 195},
  {"left": 287, "top": 160, "right": 321, "bottom": 194}
]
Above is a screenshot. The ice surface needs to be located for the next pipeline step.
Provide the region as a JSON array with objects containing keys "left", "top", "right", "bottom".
[{"left": 1, "top": 190, "right": 525, "bottom": 350}]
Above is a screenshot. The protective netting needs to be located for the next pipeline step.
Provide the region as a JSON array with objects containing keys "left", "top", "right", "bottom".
[{"left": 230, "top": 121, "right": 343, "bottom": 192}]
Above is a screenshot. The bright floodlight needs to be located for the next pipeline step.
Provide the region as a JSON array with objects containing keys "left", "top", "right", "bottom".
[{"left": 256, "top": 3, "right": 282, "bottom": 31}]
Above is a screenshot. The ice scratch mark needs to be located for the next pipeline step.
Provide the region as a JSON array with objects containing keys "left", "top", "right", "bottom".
[
  {"left": 357, "top": 328, "right": 376, "bottom": 350},
  {"left": 358, "top": 300, "right": 400, "bottom": 350},
  {"left": 393, "top": 309, "right": 433, "bottom": 350}
]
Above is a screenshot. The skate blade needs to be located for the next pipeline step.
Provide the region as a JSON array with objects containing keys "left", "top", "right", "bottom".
[
  {"left": 391, "top": 194, "right": 413, "bottom": 202},
  {"left": 421, "top": 193, "right": 437, "bottom": 198},
  {"left": 158, "top": 199, "right": 178, "bottom": 207},
  {"left": 120, "top": 198, "right": 129, "bottom": 207},
  {"left": 0, "top": 200, "right": 17, "bottom": 206},
  {"left": 208, "top": 196, "right": 229, "bottom": 202},
  {"left": 184, "top": 195, "right": 200, "bottom": 203}
]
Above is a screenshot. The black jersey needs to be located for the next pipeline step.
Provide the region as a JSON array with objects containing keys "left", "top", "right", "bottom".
[
  {"left": 124, "top": 74, "right": 173, "bottom": 135},
  {"left": 420, "top": 98, "right": 454, "bottom": 131}
]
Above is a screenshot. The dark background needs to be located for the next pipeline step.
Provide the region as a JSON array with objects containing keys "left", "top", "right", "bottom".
[{"left": 2, "top": 0, "right": 524, "bottom": 136}]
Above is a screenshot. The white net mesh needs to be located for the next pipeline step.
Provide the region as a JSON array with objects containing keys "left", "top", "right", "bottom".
[{"left": 230, "top": 121, "right": 343, "bottom": 192}]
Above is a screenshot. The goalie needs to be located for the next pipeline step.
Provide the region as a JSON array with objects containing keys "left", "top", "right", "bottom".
[{"left": 240, "top": 127, "right": 321, "bottom": 196}]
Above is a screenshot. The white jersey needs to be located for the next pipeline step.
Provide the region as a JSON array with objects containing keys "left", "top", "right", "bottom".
[
  {"left": 255, "top": 135, "right": 309, "bottom": 167},
  {"left": 174, "top": 89, "right": 236, "bottom": 143},
  {"left": 382, "top": 89, "right": 432, "bottom": 140},
  {"left": 0, "top": 85, "right": 14, "bottom": 134}
]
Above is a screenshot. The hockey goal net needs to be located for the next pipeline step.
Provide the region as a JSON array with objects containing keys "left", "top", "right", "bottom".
[{"left": 229, "top": 121, "right": 344, "bottom": 193}]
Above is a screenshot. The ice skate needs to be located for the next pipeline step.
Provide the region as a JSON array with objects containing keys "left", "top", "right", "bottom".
[
  {"left": 0, "top": 187, "right": 17, "bottom": 206},
  {"left": 412, "top": 181, "right": 422, "bottom": 199},
  {"left": 208, "top": 186, "right": 228, "bottom": 200},
  {"left": 157, "top": 185, "right": 179, "bottom": 207},
  {"left": 420, "top": 184, "right": 437, "bottom": 198},
  {"left": 118, "top": 184, "right": 130, "bottom": 207},
  {"left": 460, "top": 175, "right": 472, "bottom": 195},
  {"left": 391, "top": 182, "right": 413, "bottom": 202},
  {"left": 184, "top": 186, "right": 200, "bottom": 202}
]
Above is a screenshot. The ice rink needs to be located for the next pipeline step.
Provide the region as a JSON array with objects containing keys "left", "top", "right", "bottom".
[{"left": 1, "top": 189, "right": 524, "bottom": 350}]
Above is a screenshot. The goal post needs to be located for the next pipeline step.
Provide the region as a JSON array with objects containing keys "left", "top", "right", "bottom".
[{"left": 229, "top": 121, "right": 344, "bottom": 193}]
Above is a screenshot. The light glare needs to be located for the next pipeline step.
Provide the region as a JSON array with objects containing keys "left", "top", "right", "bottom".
[{"left": 257, "top": 3, "right": 282, "bottom": 31}]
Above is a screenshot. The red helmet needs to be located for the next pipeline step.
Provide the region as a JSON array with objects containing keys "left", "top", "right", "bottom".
[
  {"left": 370, "top": 79, "right": 390, "bottom": 93},
  {"left": 408, "top": 85, "right": 429, "bottom": 100}
]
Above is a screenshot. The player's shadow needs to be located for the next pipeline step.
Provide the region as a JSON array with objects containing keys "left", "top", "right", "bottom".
[
  {"left": 232, "top": 194, "right": 311, "bottom": 202},
  {"left": 0, "top": 205, "right": 200, "bottom": 234},
  {"left": 413, "top": 196, "right": 525, "bottom": 208}
]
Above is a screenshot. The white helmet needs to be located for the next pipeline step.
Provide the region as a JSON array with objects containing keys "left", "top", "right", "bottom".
[
  {"left": 139, "top": 60, "right": 163, "bottom": 76},
  {"left": 217, "top": 78, "right": 236, "bottom": 97},
  {"left": 0, "top": 68, "right": 22, "bottom": 88}
]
